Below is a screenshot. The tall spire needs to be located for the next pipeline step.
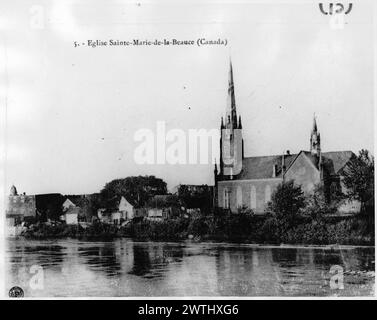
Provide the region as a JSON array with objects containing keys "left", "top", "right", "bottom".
[
  {"left": 312, "top": 113, "right": 318, "bottom": 132},
  {"left": 310, "top": 114, "right": 321, "bottom": 156},
  {"left": 225, "top": 59, "right": 238, "bottom": 129}
]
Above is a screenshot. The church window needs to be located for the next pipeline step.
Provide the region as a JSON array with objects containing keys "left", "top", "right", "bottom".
[
  {"left": 250, "top": 186, "right": 257, "bottom": 209},
  {"left": 236, "top": 186, "right": 242, "bottom": 208},
  {"left": 223, "top": 188, "right": 230, "bottom": 209},
  {"left": 265, "top": 185, "right": 271, "bottom": 203}
]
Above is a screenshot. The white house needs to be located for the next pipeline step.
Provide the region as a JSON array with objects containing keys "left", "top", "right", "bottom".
[
  {"left": 61, "top": 207, "right": 79, "bottom": 225},
  {"left": 61, "top": 198, "right": 79, "bottom": 224},
  {"left": 103, "top": 196, "right": 136, "bottom": 225},
  {"left": 118, "top": 196, "right": 135, "bottom": 220}
]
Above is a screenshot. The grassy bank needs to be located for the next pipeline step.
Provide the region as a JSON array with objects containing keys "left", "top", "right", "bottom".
[
  {"left": 121, "top": 213, "right": 374, "bottom": 245},
  {"left": 22, "top": 221, "right": 120, "bottom": 240},
  {"left": 20, "top": 213, "right": 374, "bottom": 245}
]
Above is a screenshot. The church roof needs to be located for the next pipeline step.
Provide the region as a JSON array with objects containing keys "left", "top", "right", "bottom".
[
  {"left": 226, "top": 153, "right": 297, "bottom": 180},
  {"left": 218, "top": 150, "right": 354, "bottom": 181},
  {"left": 322, "top": 151, "right": 354, "bottom": 173}
]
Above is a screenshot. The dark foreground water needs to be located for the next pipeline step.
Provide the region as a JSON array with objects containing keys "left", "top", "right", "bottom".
[{"left": 5, "top": 238, "right": 375, "bottom": 297}]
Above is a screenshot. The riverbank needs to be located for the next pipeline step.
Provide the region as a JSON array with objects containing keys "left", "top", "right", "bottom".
[{"left": 19, "top": 213, "right": 374, "bottom": 246}]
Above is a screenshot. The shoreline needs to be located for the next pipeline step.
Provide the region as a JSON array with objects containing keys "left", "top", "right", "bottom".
[{"left": 7, "top": 236, "right": 375, "bottom": 250}]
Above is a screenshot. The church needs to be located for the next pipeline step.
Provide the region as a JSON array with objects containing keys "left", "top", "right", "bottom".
[{"left": 214, "top": 61, "right": 360, "bottom": 214}]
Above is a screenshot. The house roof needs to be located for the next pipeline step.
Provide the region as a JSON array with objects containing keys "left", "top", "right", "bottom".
[
  {"left": 62, "top": 198, "right": 76, "bottom": 207},
  {"left": 63, "top": 195, "right": 87, "bottom": 207},
  {"left": 119, "top": 196, "right": 137, "bottom": 207},
  {"left": 219, "top": 150, "right": 354, "bottom": 181},
  {"left": 63, "top": 193, "right": 100, "bottom": 207},
  {"left": 35, "top": 193, "right": 64, "bottom": 210}
]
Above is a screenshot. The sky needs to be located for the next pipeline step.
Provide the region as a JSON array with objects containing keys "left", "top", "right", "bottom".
[{"left": 0, "top": 0, "right": 375, "bottom": 196}]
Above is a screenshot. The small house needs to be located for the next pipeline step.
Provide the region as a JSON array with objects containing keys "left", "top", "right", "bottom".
[
  {"left": 60, "top": 198, "right": 80, "bottom": 224},
  {"left": 147, "top": 208, "right": 164, "bottom": 221},
  {"left": 61, "top": 206, "right": 80, "bottom": 225},
  {"left": 145, "top": 194, "right": 180, "bottom": 220},
  {"left": 118, "top": 196, "right": 135, "bottom": 220},
  {"left": 100, "top": 196, "right": 137, "bottom": 225}
]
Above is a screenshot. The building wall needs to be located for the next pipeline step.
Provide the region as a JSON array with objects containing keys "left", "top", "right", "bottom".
[
  {"left": 111, "top": 212, "right": 122, "bottom": 224},
  {"left": 217, "top": 178, "right": 282, "bottom": 213},
  {"left": 65, "top": 213, "right": 78, "bottom": 225},
  {"left": 119, "top": 197, "right": 134, "bottom": 220},
  {"left": 284, "top": 153, "right": 321, "bottom": 194},
  {"left": 147, "top": 208, "right": 163, "bottom": 218},
  {"left": 63, "top": 207, "right": 80, "bottom": 224},
  {"left": 6, "top": 195, "right": 36, "bottom": 219}
]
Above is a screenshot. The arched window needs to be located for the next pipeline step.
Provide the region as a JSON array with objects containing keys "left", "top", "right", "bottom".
[
  {"left": 265, "top": 185, "right": 271, "bottom": 203},
  {"left": 250, "top": 185, "right": 257, "bottom": 210},
  {"left": 223, "top": 188, "right": 230, "bottom": 209},
  {"left": 236, "top": 186, "right": 242, "bottom": 208}
]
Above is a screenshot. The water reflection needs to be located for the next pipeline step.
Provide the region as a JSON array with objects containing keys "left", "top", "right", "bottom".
[
  {"left": 78, "top": 243, "right": 121, "bottom": 277},
  {"left": 129, "top": 243, "right": 152, "bottom": 276},
  {"left": 5, "top": 239, "right": 375, "bottom": 297},
  {"left": 129, "top": 243, "right": 185, "bottom": 278}
]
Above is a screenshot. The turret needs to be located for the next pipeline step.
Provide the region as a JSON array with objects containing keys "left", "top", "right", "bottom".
[
  {"left": 220, "top": 117, "right": 225, "bottom": 129},
  {"left": 10, "top": 185, "right": 18, "bottom": 196},
  {"left": 238, "top": 116, "right": 242, "bottom": 129}
]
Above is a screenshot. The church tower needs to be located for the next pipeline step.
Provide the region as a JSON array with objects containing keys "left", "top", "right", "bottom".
[
  {"left": 310, "top": 114, "right": 321, "bottom": 157},
  {"left": 219, "top": 60, "right": 243, "bottom": 178}
]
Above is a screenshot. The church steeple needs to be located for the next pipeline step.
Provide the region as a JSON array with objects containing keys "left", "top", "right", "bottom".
[
  {"left": 219, "top": 58, "right": 243, "bottom": 177},
  {"left": 310, "top": 114, "right": 321, "bottom": 157},
  {"left": 225, "top": 60, "right": 238, "bottom": 129}
]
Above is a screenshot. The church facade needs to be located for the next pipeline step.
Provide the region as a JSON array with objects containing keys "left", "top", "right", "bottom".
[{"left": 214, "top": 62, "right": 360, "bottom": 214}]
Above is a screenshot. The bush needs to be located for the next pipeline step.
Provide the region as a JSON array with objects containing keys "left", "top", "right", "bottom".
[
  {"left": 266, "top": 180, "right": 306, "bottom": 229},
  {"left": 122, "top": 217, "right": 190, "bottom": 240}
]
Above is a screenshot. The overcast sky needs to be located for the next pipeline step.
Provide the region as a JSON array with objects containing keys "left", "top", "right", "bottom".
[{"left": 0, "top": 0, "right": 374, "bottom": 196}]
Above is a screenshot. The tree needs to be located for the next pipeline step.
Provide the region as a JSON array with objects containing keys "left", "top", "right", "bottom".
[
  {"left": 342, "top": 149, "right": 374, "bottom": 213},
  {"left": 177, "top": 184, "right": 213, "bottom": 213},
  {"left": 266, "top": 180, "right": 306, "bottom": 224},
  {"left": 305, "top": 184, "right": 337, "bottom": 219},
  {"left": 99, "top": 176, "right": 167, "bottom": 210},
  {"left": 146, "top": 194, "right": 180, "bottom": 208}
]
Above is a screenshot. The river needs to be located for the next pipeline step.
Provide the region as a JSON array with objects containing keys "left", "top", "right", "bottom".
[{"left": 5, "top": 238, "right": 375, "bottom": 297}]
